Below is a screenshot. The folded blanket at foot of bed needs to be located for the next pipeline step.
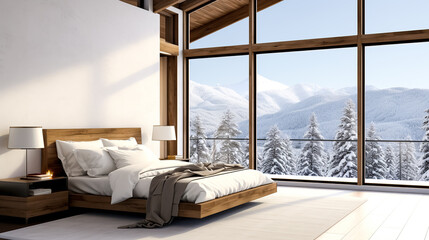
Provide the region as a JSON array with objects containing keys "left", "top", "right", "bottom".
[{"left": 119, "top": 162, "right": 244, "bottom": 229}]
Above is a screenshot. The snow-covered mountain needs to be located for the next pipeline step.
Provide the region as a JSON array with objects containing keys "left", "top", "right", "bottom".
[{"left": 190, "top": 76, "right": 429, "bottom": 141}]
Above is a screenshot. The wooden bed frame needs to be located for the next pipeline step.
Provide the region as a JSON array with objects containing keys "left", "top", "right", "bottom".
[{"left": 42, "top": 128, "right": 277, "bottom": 219}]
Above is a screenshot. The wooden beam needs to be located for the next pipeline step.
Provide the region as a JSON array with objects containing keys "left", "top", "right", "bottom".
[
  {"left": 167, "top": 56, "right": 178, "bottom": 156},
  {"left": 153, "top": 0, "right": 181, "bottom": 13},
  {"left": 248, "top": 0, "right": 256, "bottom": 170},
  {"left": 120, "top": 0, "right": 138, "bottom": 7},
  {"left": 161, "top": 39, "right": 179, "bottom": 56},
  {"left": 357, "top": 0, "right": 365, "bottom": 185},
  {"left": 362, "top": 29, "right": 429, "bottom": 45},
  {"left": 183, "top": 12, "right": 190, "bottom": 159},
  {"left": 253, "top": 35, "right": 358, "bottom": 53},
  {"left": 190, "top": 0, "right": 282, "bottom": 42},
  {"left": 183, "top": 44, "right": 249, "bottom": 58},
  {"left": 179, "top": 0, "right": 214, "bottom": 12}
]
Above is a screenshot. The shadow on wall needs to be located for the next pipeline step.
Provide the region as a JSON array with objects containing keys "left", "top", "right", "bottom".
[
  {"left": 0, "top": 135, "right": 8, "bottom": 157},
  {"left": 0, "top": 134, "right": 24, "bottom": 177},
  {"left": 87, "top": 61, "right": 159, "bottom": 128}
]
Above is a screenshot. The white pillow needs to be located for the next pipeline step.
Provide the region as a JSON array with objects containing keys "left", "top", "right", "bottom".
[
  {"left": 118, "top": 144, "right": 159, "bottom": 160},
  {"left": 107, "top": 149, "right": 159, "bottom": 169},
  {"left": 101, "top": 137, "right": 138, "bottom": 148},
  {"left": 74, "top": 147, "right": 117, "bottom": 177},
  {"left": 56, "top": 139, "right": 103, "bottom": 177}
]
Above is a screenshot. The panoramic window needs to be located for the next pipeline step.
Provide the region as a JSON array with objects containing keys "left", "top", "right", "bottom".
[
  {"left": 256, "top": 0, "right": 356, "bottom": 43},
  {"left": 185, "top": 0, "right": 429, "bottom": 186},
  {"left": 366, "top": 0, "right": 429, "bottom": 34},
  {"left": 188, "top": 56, "right": 249, "bottom": 167},
  {"left": 365, "top": 42, "right": 429, "bottom": 186},
  {"left": 189, "top": 0, "right": 249, "bottom": 49},
  {"left": 256, "top": 48, "right": 357, "bottom": 181}
]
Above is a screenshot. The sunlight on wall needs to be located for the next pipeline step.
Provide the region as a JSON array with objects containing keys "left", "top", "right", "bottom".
[{"left": 0, "top": 0, "right": 160, "bottom": 178}]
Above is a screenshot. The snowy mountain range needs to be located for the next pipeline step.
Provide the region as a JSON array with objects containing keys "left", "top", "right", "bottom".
[{"left": 189, "top": 75, "right": 429, "bottom": 141}]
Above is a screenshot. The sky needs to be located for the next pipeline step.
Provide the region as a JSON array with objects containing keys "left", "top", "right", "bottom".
[{"left": 189, "top": 0, "right": 429, "bottom": 90}]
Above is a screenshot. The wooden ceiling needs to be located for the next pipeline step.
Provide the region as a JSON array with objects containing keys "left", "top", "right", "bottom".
[
  {"left": 121, "top": 0, "right": 283, "bottom": 43},
  {"left": 189, "top": 0, "right": 282, "bottom": 42}
]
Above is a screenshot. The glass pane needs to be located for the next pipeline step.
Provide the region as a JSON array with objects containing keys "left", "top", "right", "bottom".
[
  {"left": 256, "top": 48, "right": 357, "bottom": 182},
  {"left": 257, "top": 0, "right": 356, "bottom": 43},
  {"left": 365, "top": 42, "right": 429, "bottom": 186},
  {"left": 366, "top": 0, "right": 429, "bottom": 34},
  {"left": 189, "top": 56, "right": 249, "bottom": 167},
  {"left": 189, "top": 0, "right": 249, "bottom": 49}
]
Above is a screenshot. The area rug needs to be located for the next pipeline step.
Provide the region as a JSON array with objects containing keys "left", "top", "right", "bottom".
[{"left": 0, "top": 187, "right": 366, "bottom": 240}]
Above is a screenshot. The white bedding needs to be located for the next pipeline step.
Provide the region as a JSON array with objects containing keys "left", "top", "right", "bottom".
[{"left": 69, "top": 160, "right": 273, "bottom": 204}]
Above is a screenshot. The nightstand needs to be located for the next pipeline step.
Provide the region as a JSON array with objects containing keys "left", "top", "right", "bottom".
[{"left": 0, "top": 177, "right": 68, "bottom": 223}]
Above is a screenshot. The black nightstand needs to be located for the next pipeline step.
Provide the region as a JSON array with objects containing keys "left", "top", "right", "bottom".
[{"left": 0, "top": 177, "right": 68, "bottom": 223}]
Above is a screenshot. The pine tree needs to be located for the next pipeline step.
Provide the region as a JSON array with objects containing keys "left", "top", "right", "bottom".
[
  {"left": 321, "top": 152, "right": 330, "bottom": 177},
  {"left": 256, "top": 152, "right": 264, "bottom": 172},
  {"left": 384, "top": 145, "right": 398, "bottom": 180},
  {"left": 297, "top": 113, "right": 325, "bottom": 176},
  {"left": 261, "top": 125, "right": 288, "bottom": 175},
  {"left": 283, "top": 135, "right": 295, "bottom": 175},
  {"left": 329, "top": 99, "right": 358, "bottom": 178},
  {"left": 190, "top": 115, "right": 212, "bottom": 163},
  {"left": 419, "top": 109, "right": 429, "bottom": 181},
  {"left": 365, "top": 123, "right": 387, "bottom": 179},
  {"left": 240, "top": 139, "right": 250, "bottom": 168},
  {"left": 214, "top": 109, "right": 243, "bottom": 164},
  {"left": 397, "top": 136, "right": 418, "bottom": 181}
]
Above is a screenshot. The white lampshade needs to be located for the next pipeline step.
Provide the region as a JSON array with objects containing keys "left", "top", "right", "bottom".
[
  {"left": 8, "top": 126, "right": 44, "bottom": 149},
  {"left": 152, "top": 126, "right": 176, "bottom": 141}
]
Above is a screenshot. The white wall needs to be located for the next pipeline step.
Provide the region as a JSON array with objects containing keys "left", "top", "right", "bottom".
[{"left": 0, "top": 0, "right": 160, "bottom": 178}]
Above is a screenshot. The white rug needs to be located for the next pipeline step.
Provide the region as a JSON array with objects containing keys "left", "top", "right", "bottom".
[{"left": 0, "top": 187, "right": 366, "bottom": 240}]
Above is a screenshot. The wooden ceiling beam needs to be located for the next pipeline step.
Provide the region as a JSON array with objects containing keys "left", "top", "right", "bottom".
[
  {"left": 179, "top": 0, "right": 214, "bottom": 12},
  {"left": 153, "top": 0, "right": 182, "bottom": 13},
  {"left": 161, "top": 39, "right": 179, "bottom": 56},
  {"left": 120, "top": 0, "right": 139, "bottom": 7},
  {"left": 190, "top": 0, "right": 282, "bottom": 42}
]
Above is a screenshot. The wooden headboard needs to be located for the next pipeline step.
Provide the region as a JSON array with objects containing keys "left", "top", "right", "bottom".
[{"left": 42, "top": 128, "right": 142, "bottom": 177}]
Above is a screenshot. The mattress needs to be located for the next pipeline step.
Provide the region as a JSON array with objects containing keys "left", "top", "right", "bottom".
[{"left": 69, "top": 168, "right": 273, "bottom": 204}]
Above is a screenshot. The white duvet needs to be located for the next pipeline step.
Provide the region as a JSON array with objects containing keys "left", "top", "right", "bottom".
[{"left": 108, "top": 160, "right": 273, "bottom": 204}]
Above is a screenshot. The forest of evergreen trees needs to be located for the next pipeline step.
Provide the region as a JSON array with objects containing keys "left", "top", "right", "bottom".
[{"left": 190, "top": 100, "right": 429, "bottom": 181}]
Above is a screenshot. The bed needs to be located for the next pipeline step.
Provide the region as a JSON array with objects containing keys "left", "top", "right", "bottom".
[{"left": 41, "top": 128, "right": 277, "bottom": 218}]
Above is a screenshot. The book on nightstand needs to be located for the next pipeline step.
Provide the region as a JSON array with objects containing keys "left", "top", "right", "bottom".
[
  {"left": 25, "top": 173, "right": 53, "bottom": 180},
  {"left": 29, "top": 188, "right": 52, "bottom": 196}
]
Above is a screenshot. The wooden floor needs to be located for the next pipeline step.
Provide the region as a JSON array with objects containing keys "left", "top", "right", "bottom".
[
  {"left": 1, "top": 187, "right": 429, "bottom": 240},
  {"left": 314, "top": 188, "right": 429, "bottom": 240}
]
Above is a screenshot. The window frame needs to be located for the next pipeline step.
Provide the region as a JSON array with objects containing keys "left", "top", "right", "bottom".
[{"left": 182, "top": 0, "right": 429, "bottom": 186}]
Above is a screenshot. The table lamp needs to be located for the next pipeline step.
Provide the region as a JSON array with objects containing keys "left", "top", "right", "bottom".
[
  {"left": 152, "top": 125, "right": 176, "bottom": 159},
  {"left": 8, "top": 126, "right": 44, "bottom": 178}
]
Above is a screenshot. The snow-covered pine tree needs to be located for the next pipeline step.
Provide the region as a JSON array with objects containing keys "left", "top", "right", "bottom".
[
  {"left": 419, "top": 109, "right": 429, "bottom": 181},
  {"left": 214, "top": 109, "right": 243, "bottom": 164},
  {"left": 321, "top": 152, "right": 330, "bottom": 177},
  {"left": 256, "top": 152, "right": 264, "bottom": 171},
  {"left": 365, "top": 123, "right": 387, "bottom": 179},
  {"left": 261, "top": 125, "right": 288, "bottom": 175},
  {"left": 397, "top": 136, "right": 419, "bottom": 181},
  {"left": 329, "top": 99, "right": 358, "bottom": 178},
  {"left": 283, "top": 135, "right": 295, "bottom": 175},
  {"left": 384, "top": 144, "right": 398, "bottom": 180},
  {"left": 297, "top": 113, "right": 325, "bottom": 176},
  {"left": 190, "top": 115, "right": 211, "bottom": 163},
  {"left": 240, "top": 139, "right": 250, "bottom": 168}
]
